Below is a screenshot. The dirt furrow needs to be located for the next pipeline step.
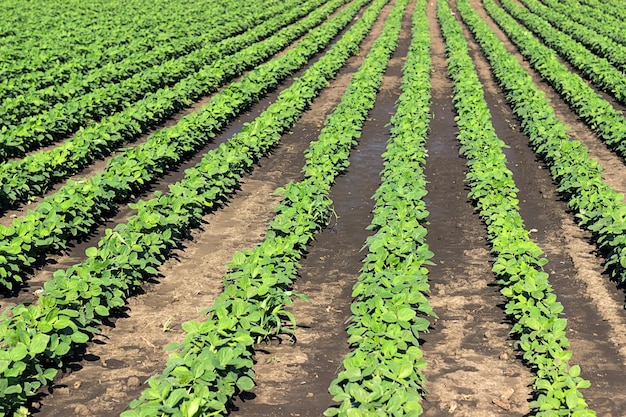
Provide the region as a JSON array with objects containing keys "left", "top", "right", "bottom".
[{"left": 419, "top": 2, "right": 533, "bottom": 415}]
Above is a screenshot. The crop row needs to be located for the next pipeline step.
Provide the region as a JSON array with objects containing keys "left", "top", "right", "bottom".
[
  {"left": 518, "top": 0, "right": 626, "bottom": 72},
  {"left": 325, "top": 1, "right": 435, "bottom": 415},
  {"left": 0, "top": 0, "right": 324, "bottom": 159},
  {"left": 480, "top": 0, "right": 626, "bottom": 162},
  {"left": 0, "top": 0, "right": 388, "bottom": 414},
  {"left": 0, "top": 0, "right": 228, "bottom": 43},
  {"left": 0, "top": 0, "right": 236, "bottom": 94},
  {"left": 0, "top": 0, "right": 364, "bottom": 292},
  {"left": 465, "top": 0, "right": 626, "bottom": 287},
  {"left": 536, "top": 0, "right": 626, "bottom": 48},
  {"left": 0, "top": 0, "right": 263, "bottom": 95},
  {"left": 497, "top": 0, "right": 626, "bottom": 107},
  {"left": 0, "top": 0, "right": 344, "bottom": 212},
  {"left": 577, "top": 0, "right": 626, "bottom": 22},
  {"left": 442, "top": 1, "right": 594, "bottom": 414},
  {"left": 0, "top": 0, "right": 291, "bottom": 128},
  {"left": 123, "top": 2, "right": 408, "bottom": 414}
]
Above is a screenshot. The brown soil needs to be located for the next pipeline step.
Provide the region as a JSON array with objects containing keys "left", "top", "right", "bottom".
[
  {"left": 4, "top": 0, "right": 626, "bottom": 416},
  {"left": 419, "top": 2, "right": 533, "bottom": 415}
]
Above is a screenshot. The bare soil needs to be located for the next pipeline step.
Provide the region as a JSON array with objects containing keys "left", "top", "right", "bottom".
[{"left": 4, "top": 0, "right": 626, "bottom": 416}]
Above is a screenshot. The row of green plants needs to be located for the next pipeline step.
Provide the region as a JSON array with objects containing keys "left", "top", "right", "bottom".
[
  {"left": 0, "top": 0, "right": 345, "bottom": 211},
  {"left": 0, "top": 0, "right": 389, "bottom": 414},
  {"left": 0, "top": 1, "right": 230, "bottom": 97},
  {"left": 517, "top": 0, "right": 626, "bottom": 72},
  {"left": 497, "top": 0, "right": 626, "bottom": 107},
  {"left": 0, "top": 0, "right": 323, "bottom": 159},
  {"left": 465, "top": 0, "right": 626, "bottom": 288},
  {"left": 535, "top": 0, "right": 626, "bottom": 48},
  {"left": 577, "top": 0, "right": 626, "bottom": 22},
  {"left": 0, "top": 0, "right": 234, "bottom": 43},
  {"left": 0, "top": 0, "right": 290, "bottom": 128},
  {"left": 0, "top": 0, "right": 367, "bottom": 292},
  {"left": 122, "top": 1, "right": 407, "bottom": 415},
  {"left": 0, "top": 0, "right": 259, "bottom": 97},
  {"left": 443, "top": 1, "right": 594, "bottom": 414},
  {"left": 480, "top": 0, "right": 626, "bottom": 162},
  {"left": 325, "top": 1, "right": 435, "bottom": 415}
]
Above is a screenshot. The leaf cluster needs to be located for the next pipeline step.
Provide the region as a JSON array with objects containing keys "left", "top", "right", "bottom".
[
  {"left": 498, "top": 0, "right": 626, "bottom": 106},
  {"left": 481, "top": 0, "right": 626, "bottom": 163},
  {"left": 0, "top": 0, "right": 324, "bottom": 161},
  {"left": 0, "top": 0, "right": 285, "bottom": 134},
  {"left": 517, "top": 0, "right": 626, "bottom": 72},
  {"left": 0, "top": 0, "right": 344, "bottom": 212},
  {"left": 536, "top": 0, "right": 626, "bottom": 49},
  {"left": 575, "top": 0, "right": 626, "bottom": 22}
]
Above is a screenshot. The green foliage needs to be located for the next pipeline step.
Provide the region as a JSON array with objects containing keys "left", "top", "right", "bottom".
[
  {"left": 325, "top": 1, "right": 433, "bottom": 415},
  {"left": 497, "top": 0, "right": 626, "bottom": 106},
  {"left": 517, "top": 0, "right": 626, "bottom": 72},
  {"left": 0, "top": 0, "right": 347, "bottom": 212},
  {"left": 480, "top": 0, "right": 626, "bottom": 165},
  {"left": 0, "top": 0, "right": 386, "bottom": 413},
  {"left": 441, "top": 0, "right": 594, "bottom": 414},
  {"left": 0, "top": 0, "right": 354, "bottom": 292}
]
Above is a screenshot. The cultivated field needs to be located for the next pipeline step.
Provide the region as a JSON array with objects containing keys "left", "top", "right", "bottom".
[{"left": 0, "top": 0, "right": 625, "bottom": 415}]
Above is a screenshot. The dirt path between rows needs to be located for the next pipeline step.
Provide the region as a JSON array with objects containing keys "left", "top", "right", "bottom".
[{"left": 419, "top": 2, "right": 533, "bottom": 415}]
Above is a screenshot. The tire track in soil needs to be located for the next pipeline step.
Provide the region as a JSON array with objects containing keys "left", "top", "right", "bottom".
[
  {"left": 419, "top": 1, "right": 533, "bottom": 415},
  {"left": 28, "top": 2, "right": 395, "bottom": 416},
  {"left": 460, "top": 0, "right": 626, "bottom": 414},
  {"left": 227, "top": 2, "right": 407, "bottom": 416},
  {"left": 0, "top": 0, "right": 367, "bottom": 310}
]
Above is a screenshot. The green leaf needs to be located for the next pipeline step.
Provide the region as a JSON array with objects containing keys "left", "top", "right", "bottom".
[
  {"left": 565, "top": 390, "right": 580, "bottom": 409},
  {"left": 29, "top": 334, "right": 50, "bottom": 355},
  {"left": 569, "top": 365, "right": 581, "bottom": 378},
  {"left": 94, "top": 305, "right": 110, "bottom": 316},
  {"left": 11, "top": 343, "right": 28, "bottom": 361},
  {"left": 236, "top": 375, "right": 255, "bottom": 391},
  {"left": 71, "top": 331, "right": 89, "bottom": 344},
  {"left": 396, "top": 307, "right": 416, "bottom": 322},
  {"left": 5, "top": 384, "right": 23, "bottom": 395},
  {"left": 165, "top": 388, "right": 187, "bottom": 408},
  {"left": 182, "top": 398, "right": 202, "bottom": 417}
]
